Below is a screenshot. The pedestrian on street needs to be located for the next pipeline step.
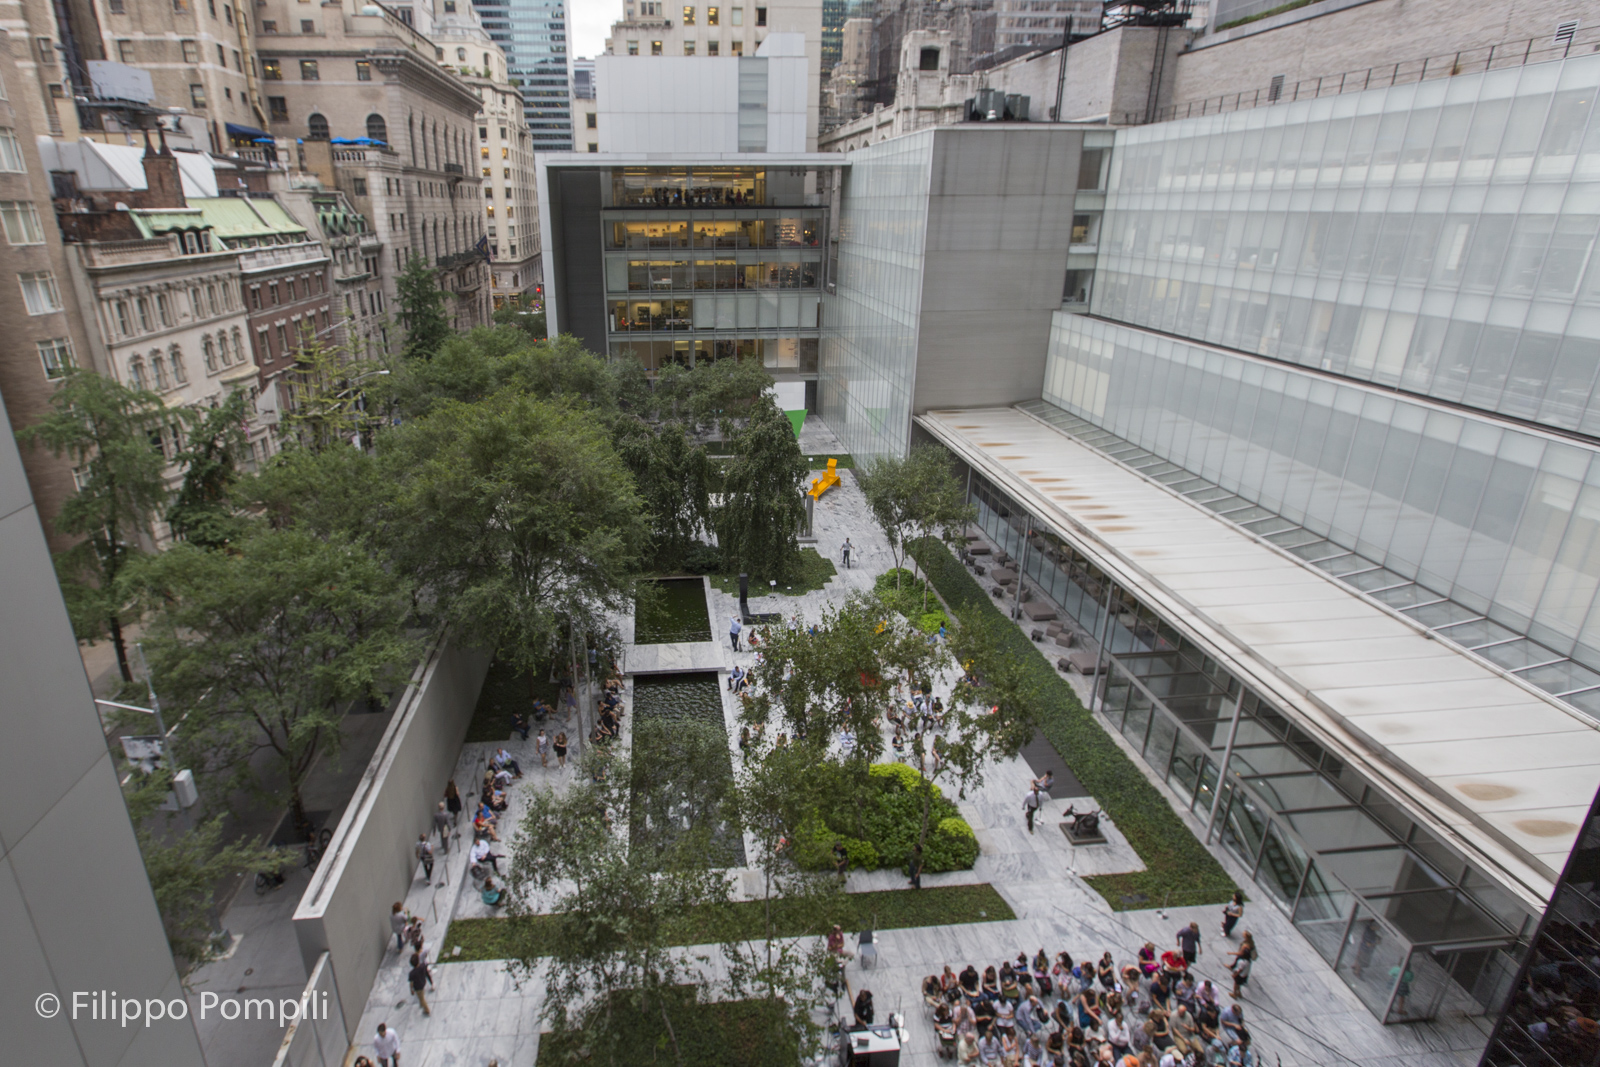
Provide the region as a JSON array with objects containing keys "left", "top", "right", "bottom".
[
  {"left": 730, "top": 614, "right": 742, "bottom": 651},
  {"left": 390, "top": 903, "right": 408, "bottom": 953},
  {"left": 1176, "top": 922, "right": 1201, "bottom": 969},
  {"left": 433, "top": 802, "right": 451, "bottom": 851},
  {"left": 408, "top": 953, "right": 432, "bottom": 1016},
  {"left": 536, "top": 728, "right": 550, "bottom": 767},
  {"left": 908, "top": 842, "right": 924, "bottom": 889},
  {"left": 444, "top": 780, "right": 462, "bottom": 824},
  {"left": 1221, "top": 890, "right": 1244, "bottom": 938},
  {"left": 842, "top": 538, "right": 853, "bottom": 569},
  {"left": 554, "top": 731, "right": 568, "bottom": 768},
  {"left": 1024, "top": 784, "right": 1043, "bottom": 834},
  {"left": 415, "top": 835, "right": 434, "bottom": 882},
  {"left": 373, "top": 1022, "right": 400, "bottom": 1066}
]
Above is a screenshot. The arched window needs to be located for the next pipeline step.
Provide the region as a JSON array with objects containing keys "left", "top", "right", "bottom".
[
  {"left": 203, "top": 335, "right": 217, "bottom": 372},
  {"left": 217, "top": 331, "right": 232, "bottom": 366},
  {"left": 232, "top": 328, "right": 244, "bottom": 364},
  {"left": 151, "top": 352, "right": 168, "bottom": 390},
  {"left": 127, "top": 355, "right": 146, "bottom": 390},
  {"left": 169, "top": 344, "right": 187, "bottom": 383},
  {"left": 308, "top": 113, "right": 329, "bottom": 141},
  {"left": 367, "top": 113, "right": 387, "bottom": 144},
  {"left": 456, "top": 47, "right": 466, "bottom": 61},
  {"left": 182, "top": 231, "right": 199, "bottom": 254}
]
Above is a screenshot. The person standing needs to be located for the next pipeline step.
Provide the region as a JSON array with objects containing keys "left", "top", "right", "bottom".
[
  {"left": 1221, "top": 890, "right": 1244, "bottom": 938},
  {"left": 536, "top": 728, "right": 550, "bottom": 768},
  {"left": 1227, "top": 934, "right": 1255, "bottom": 1000},
  {"left": 433, "top": 802, "right": 451, "bottom": 851},
  {"left": 730, "top": 614, "right": 742, "bottom": 651},
  {"left": 373, "top": 1022, "right": 400, "bottom": 1067},
  {"left": 1024, "top": 784, "right": 1043, "bottom": 834},
  {"left": 842, "top": 538, "right": 853, "bottom": 569},
  {"left": 908, "top": 842, "right": 924, "bottom": 889},
  {"left": 1176, "top": 922, "right": 1201, "bottom": 970},
  {"left": 554, "top": 731, "right": 568, "bottom": 769},
  {"left": 444, "top": 780, "right": 462, "bottom": 825},
  {"left": 390, "top": 903, "right": 408, "bottom": 953},
  {"left": 414, "top": 835, "right": 434, "bottom": 882},
  {"left": 408, "top": 953, "right": 432, "bottom": 1016}
]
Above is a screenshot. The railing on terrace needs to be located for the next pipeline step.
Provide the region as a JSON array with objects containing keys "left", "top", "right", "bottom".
[
  {"left": 436, "top": 250, "right": 482, "bottom": 269},
  {"left": 79, "top": 235, "right": 181, "bottom": 266},
  {"left": 1116, "top": 23, "right": 1600, "bottom": 126},
  {"left": 239, "top": 242, "right": 330, "bottom": 272}
]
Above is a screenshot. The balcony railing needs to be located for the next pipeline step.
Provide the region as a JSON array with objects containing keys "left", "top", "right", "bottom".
[
  {"left": 1117, "top": 23, "right": 1600, "bottom": 126},
  {"left": 239, "top": 241, "right": 329, "bottom": 273},
  {"left": 443, "top": 162, "right": 463, "bottom": 175},
  {"left": 78, "top": 235, "right": 182, "bottom": 266},
  {"left": 436, "top": 250, "right": 482, "bottom": 269}
]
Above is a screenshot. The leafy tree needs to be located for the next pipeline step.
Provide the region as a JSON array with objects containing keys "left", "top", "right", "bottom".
[
  {"left": 716, "top": 394, "right": 808, "bottom": 582},
  {"left": 614, "top": 419, "right": 713, "bottom": 570},
  {"left": 396, "top": 253, "right": 451, "bottom": 360},
  {"left": 20, "top": 370, "right": 170, "bottom": 680},
  {"left": 507, "top": 749, "right": 730, "bottom": 1067},
  {"left": 858, "top": 443, "right": 976, "bottom": 600},
  {"left": 493, "top": 292, "right": 547, "bottom": 340},
  {"left": 278, "top": 331, "right": 387, "bottom": 452},
  {"left": 124, "top": 770, "right": 290, "bottom": 976},
  {"left": 655, "top": 356, "right": 774, "bottom": 436},
  {"left": 382, "top": 391, "right": 647, "bottom": 703},
  {"left": 629, "top": 715, "right": 741, "bottom": 869},
  {"left": 717, "top": 744, "right": 839, "bottom": 1057},
  {"left": 165, "top": 390, "right": 248, "bottom": 549},
  {"left": 239, "top": 442, "right": 390, "bottom": 542},
  {"left": 500, "top": 333, "right": 621, "bottom": 412},
  {"left": 131, "top": 527, "right": 418, "bottom": 829}
]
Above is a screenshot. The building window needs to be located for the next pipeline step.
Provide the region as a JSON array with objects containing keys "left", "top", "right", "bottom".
[
  {"left": 108, "top": 0, "right": 124, "bottom": 11},
  {"left": 731, "top": 40, "right": 742, "bottom": 55},
  {"left": 115, "top": 300, "right": 131, "bottom": 334},
  {"left": 261, "top": 19, "right": 277, "bottom": 33},
  {"left": 588, "top": 143, "right": 598, "bottom": 153},
  {"left": 308, "top": 113, "right": 328, "bottom": 140},
  {"left": 355, "top": 59, "right": 371, "bottom": 81},
  {"left": 169, "top": 345, "right": 186, "bottom": 383},
  {"left": 117, "top": 39, "right": 134, "bottom": 62},
  {"left": 231, "top": 327, "right": 243, "bottom": 363},
  {"left": 150, "top": 352, "right": 169, "bottom": 390},
  {"left": 756, "top": 6, "right": 765, "bottom": 26},
  {"left": 300, "top": 60, "right": 318, "bottom": 80},
  {"left": 587, "top": 113, "right": 597, "bottom": 130},
  {"left": 262, "top": 58, "right": 282, "bottom": 80},
  {"left": 36, "top": 338, "right": 73, "bottom": 379},
  {"left": 366, "top": 114, "right": 387, "bottom": 142},
  {"left": 181, "top": 39, "right": 199, "bottom": 63},
  {"left": 216, "top": 43, "right": 225, "bottom": 65},
  {"left": 19, "top": 271, "right": 61, "bottom": 315},
  {"left": 207, "top": 283, "right": 218, "bottom": 314},
  {"left": 708, "top": 40, "right": 719, "bottom": 55},
  {"left": 708, "top": 6, "right": 719, "bottom": 25},
  {"left": 218, "top": 330, "right": 233, "bottom": 365},
  {"left": 652, "top": 40, "right": 663, "bottom": 55},
  {"left": 352, "top": 177, "right": 367, "bottom": 196},
  {"left": 232, "top": 49, "right": 241, "bottom": 69},
  {"left": 300, "top": 19, "right": 313, "bottom": 33},
  {"left": 254, "top": 329, "right": 269, "bottom": 363},
  {"left": 190, "top": 84, "right": 206, "bottom": 108},
  {"left": 684, "top": 40, "right": 696, "bottom": 55},
  {"left": 203, "top": 335, "right": 217, "bottom": 371},
  {"left": 127, "top": 356, "right": 145, "bottom": 390},
  {"left": 731, "top": 5, "right": 742, "bottom": 26},
  {"left": 444, "top": 0, "right": 456, "bottom": 9},
  {"left": 0, "top": 200, "right": 44, "bottom": 244},
  {"left": 182, "top": 231, "right": 198, "bottom": 254},
  {"left": 0, "top": 128, "right": 23, "bottom": 172},
  {"left": 683, "top": 5, "right": 695, "bottom": 24},
  {"left": 627, "top": 40, "right": 639, "bottom": 55},
  {"left": 156, "top": 292, "right": 172, "bottom": 326},
  {"left": 276, "top": 323, "right": 288, "bottom": 355},
  {"left": 269, "top": 97, "right": 288, "bottom": 121},
  {"left": 269, "top": 282, "right": 280, "bottom": 305}
]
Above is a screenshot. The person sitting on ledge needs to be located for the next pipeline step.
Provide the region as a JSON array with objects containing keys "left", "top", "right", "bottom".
[
  {"left": 509, "top": 710, "right": 530, "bottom": 741},
  {"left": 480, "top": 875, "right": 504, "bottom": 907}
]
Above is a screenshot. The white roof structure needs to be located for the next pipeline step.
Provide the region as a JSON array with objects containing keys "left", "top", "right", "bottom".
[
  {"left": 38, "top": 139, "right": 218, "bottom": 199},
  {"left": 919, "top": 405, "right": 1600, "bottom": 908}
]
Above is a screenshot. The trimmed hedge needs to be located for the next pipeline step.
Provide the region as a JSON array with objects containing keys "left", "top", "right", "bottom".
[
  {"left": 916, "top": 539, "right": 1237, "bottom": 910},
  {"left": 440, "top": 883, "right": 1016, "bottom": 962},
  {"left": 794, "top": 761, "right": 979, "bottom": 874}
]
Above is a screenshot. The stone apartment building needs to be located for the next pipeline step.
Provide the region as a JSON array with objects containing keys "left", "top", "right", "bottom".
[{"left": 0, "top": 30, "right": 95, "bottom": 549}]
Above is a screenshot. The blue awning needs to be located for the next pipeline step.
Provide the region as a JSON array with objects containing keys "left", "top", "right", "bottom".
[{"left": 226, "top": 122, "right": 270, "bottom": 140}]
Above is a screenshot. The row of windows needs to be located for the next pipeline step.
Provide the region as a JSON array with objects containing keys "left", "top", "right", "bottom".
[
  {"left": 115, "top": 38, "right": 241, "bottom": 72},
  {"left": 248, "top": 272, "right": 325, "bottom": 310},
  {"left": 626, "top": 39, "right": 746, "bottom": 56},
  {"left": 104, "top": 280, "right": 236, "bottom": 338},
  {"left": 636, "top": 4, "right": 768, "bottom": 27}
]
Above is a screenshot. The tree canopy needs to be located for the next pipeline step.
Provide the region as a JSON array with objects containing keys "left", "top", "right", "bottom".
[
  {"left": 716, "top": 394, "right": 808, "bottom": 582},
  {"left": 857, "top": 443, "right": 975, "bottom": 595},
  {"left": 396, "top": 253, "right": 452, "bottom": 360}
]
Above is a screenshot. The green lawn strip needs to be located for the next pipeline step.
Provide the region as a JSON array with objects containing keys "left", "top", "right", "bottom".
[
  {"left": 1216, "top": 0, "right": 1314, "bottom": 30},
  {"left": 464, "top": 657, "right": 561, "bottom": 743},
  {"left": 537, "top": 993, "right": 794, "bottom": 1066},
  {"left": 708, "top": 546, "right": 838, "bottom": 597},
  {"left": 441, "top": 883, "right": 1014, "bottom": 963},
  {"left": 914, "top": 539, "right": 1237, "bottom": 911}
]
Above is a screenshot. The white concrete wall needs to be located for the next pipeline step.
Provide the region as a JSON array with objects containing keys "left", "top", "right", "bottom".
[
  {"left": 292, "top": 634, "right": 491, "bottom": 1041},
  {"left": 596, "top": 48, "right": 810, "bottom": 153}
]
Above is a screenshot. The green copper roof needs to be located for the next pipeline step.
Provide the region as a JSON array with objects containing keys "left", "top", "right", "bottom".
[
  {"left": 129, "top": 208, "right": 205, "bottom": 239},
  {"left": 189, "top": 196, "right": 307, "bottom": 239}
]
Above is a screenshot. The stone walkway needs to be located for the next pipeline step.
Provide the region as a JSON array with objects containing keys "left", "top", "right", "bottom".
[{"left": 344, "top": 447, "right": 1492, "bottom": 1067}]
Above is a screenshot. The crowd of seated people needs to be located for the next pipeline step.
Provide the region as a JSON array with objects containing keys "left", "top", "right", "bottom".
[
  {"left": 1491, "top": 917, "right": 1600, "bottom": 1064},
  {"left": 590, "top": 675, "right": 626, "bottom": 747},
  {"left": 922, "top": 947, "right": 1256, "bottom": 1066}
]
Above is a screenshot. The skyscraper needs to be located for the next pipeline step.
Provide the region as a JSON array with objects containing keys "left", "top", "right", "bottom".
[{"left": 473, "top": 0, "right": 573, "bottom": 152}]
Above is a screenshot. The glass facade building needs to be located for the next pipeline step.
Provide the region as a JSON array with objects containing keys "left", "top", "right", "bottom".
[
  {"left": 821, "top": 129, "right": 935, "bottom": 459},
  {"left": 473, "top": 0, "right": 572, "bottom": 151}
]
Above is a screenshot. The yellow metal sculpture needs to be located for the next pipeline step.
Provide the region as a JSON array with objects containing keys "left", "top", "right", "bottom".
[{"left": 809, "top": 457, "right": 840, "bottom": 500}]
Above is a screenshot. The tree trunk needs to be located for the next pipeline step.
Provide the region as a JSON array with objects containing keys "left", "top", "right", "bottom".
[
  {"left": 917, "top": 770, "right": 934, "bottom": 858},
  {"left": 110, "top": 613, "right": 133, "bottom": 682},
  {"left": 657, "top": 995, "right": 685, "bottom": 1067}
]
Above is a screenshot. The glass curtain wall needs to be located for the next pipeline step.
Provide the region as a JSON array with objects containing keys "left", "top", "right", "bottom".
[
  {"left": 819, "top": 129, "right": 936, "bottom": 461},
  {"left": 1098, "top": 56, "right": 1600, "bottom": 435},
  {"left": 967, "top": 470, "right": 1536, "bottom": 1022},
  {"left": 1042, "top": 314, "right": 1600, "bottom": 695}
]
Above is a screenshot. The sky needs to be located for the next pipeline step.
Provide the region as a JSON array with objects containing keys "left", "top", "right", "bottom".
[{"left": 569, "top": 0, "right": 619, "bottom": 61}]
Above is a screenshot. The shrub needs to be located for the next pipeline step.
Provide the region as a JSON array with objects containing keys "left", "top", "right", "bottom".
[
  {"left": 869, "top": 761, "right": 938, "bottom": 797},
  {"left": 794, "top": 813, "right": 880, "bottom": 871},
  {"left": 926, "top": 816, "right": 979, "bottom": 871},
  {"left": 917, "top": 610, "right": 949, "bottom": 634},
  {"left": 681, "top": 541, "right": 723, "bottom": 575}
]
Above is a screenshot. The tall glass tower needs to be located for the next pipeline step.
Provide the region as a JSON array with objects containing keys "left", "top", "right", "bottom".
[{"left": 473, "top": 0, "right": 573, "bottom": 152}]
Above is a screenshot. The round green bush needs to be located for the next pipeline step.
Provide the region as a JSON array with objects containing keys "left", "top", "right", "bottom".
[
  {"left": 917, "top": 610, "right": 949, "bottom": 634},
  {"left": 869, "top": 761, "right": 939, "bottom": 797},
  {"left": 793, "top": 813, "right": 880, "bottom": 872},
  {"left": 925, "top": 816, "right": 979, "bottom": 871}
]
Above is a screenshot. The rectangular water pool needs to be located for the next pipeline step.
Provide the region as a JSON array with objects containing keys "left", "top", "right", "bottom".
[
  {"left": 629, "top": 671, "right": 746, "bottom": 868},
  {"left": 633, "top": 577, "right": 712, "bottom": 644}
]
